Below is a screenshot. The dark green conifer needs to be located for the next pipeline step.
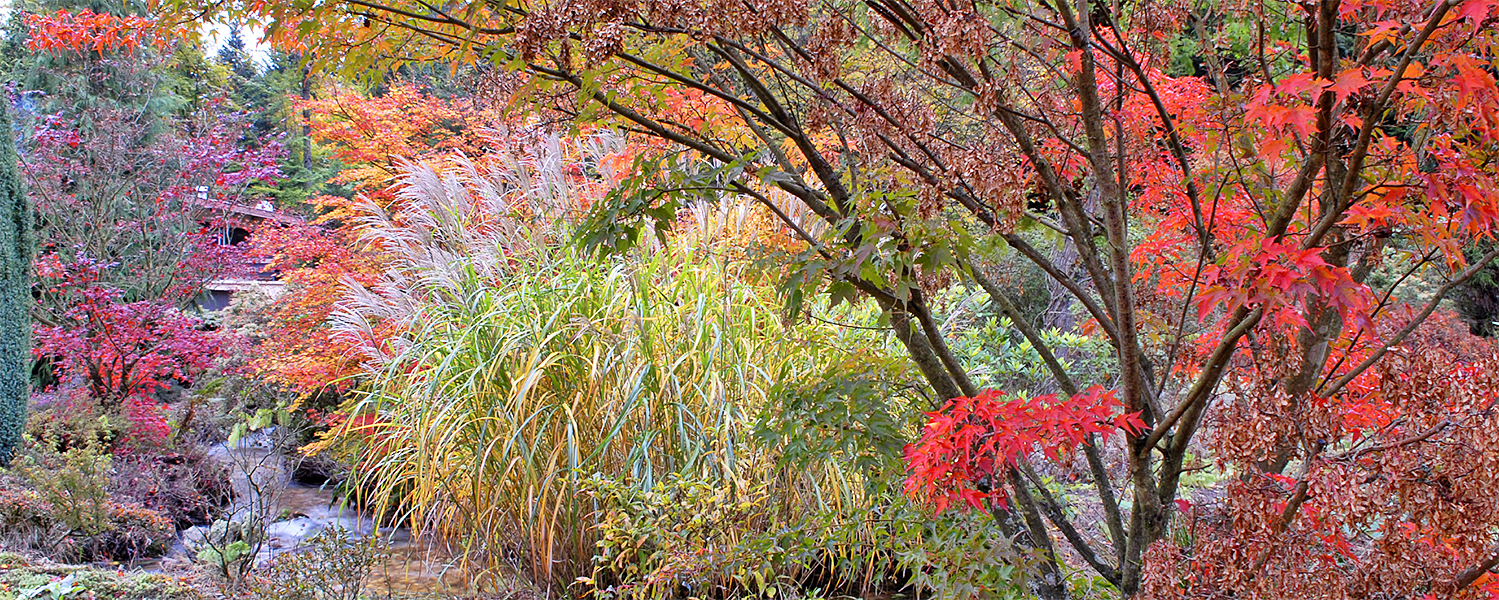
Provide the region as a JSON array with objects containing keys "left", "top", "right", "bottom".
[{"left": 0, "top": 98, "right": 32, "bottom": 462}]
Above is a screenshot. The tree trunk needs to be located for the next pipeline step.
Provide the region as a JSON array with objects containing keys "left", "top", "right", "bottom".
[
  {"left": 0, "top": 97, "right": 33, "bottom": 462},
  {"left": 300, "top": 59, "right": 314, "bottom": 172},
  {"left": 1043, "top": 237, "right": 1082, "bottom": 334}
]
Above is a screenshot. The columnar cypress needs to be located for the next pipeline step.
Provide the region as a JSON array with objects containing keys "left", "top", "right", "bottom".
[{"left": 0, "top": 98, "right": 32, "bottom": 462}]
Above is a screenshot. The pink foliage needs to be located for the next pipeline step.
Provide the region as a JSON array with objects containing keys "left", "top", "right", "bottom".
[
  {"left": 23, "top": 104, "right": 279, "bottom": 413},
  {"left": 25, "top": 110, "right": 283, "bottom": 308},
  {"left": 121, "top": 396, "right": 172, "bottom": 450}
]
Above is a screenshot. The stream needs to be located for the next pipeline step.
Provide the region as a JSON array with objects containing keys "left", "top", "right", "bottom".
[
  {"left": 265, "top": 482, "right": 475, "bottom": 594},
  {"left": 163, "top": 435, "right": 478, "bottom": 595}
]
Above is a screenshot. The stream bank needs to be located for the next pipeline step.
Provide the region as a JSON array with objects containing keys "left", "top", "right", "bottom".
[{"left": 166, "top": 436, "right": 481, "bottom": 597}]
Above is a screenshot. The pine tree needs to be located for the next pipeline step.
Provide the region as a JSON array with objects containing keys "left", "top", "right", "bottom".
[{"left": 0, "top": 97, "right": 33, "bottom": 462}]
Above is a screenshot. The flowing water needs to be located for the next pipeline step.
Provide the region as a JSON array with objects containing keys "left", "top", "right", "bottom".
[
  {"left": 271, "top": 482, "right": 477, "bottom": 595},
  {"left": 178, "top": 435, "right": 479, "bottom": 596}
]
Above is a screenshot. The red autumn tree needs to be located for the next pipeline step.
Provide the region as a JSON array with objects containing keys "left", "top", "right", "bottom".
[
  {"left": 297, "top": 84, "right": 503, "bottom": 208},
  {"left": 32, "top": 263, "right": 222, "bottom": 407},
  {"left": 241, "top": 223, "right": 381, "bottom": 395},
  {"left": 173, "top": 0, "right": 1499, "bottom": 596},
  {"left": 21, "top": 10, "right": 278, "bottom": 422}
]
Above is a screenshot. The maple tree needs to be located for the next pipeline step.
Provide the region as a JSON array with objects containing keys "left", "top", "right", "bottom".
[
  {"left": 31, "top": 280, "right": 223, "bottom": 409},
  {"left": 238, "top": 84, "right": 502, "bottom": 396},
  {"left": 21, "top": 104, "right": 276, "bottom": 415},
  {"left": 168, "top": 0, "right": 1499, "bottom": 596},
  {"left": 12, "top": 9, "right": 278, "bottom": 438},
  {"left": 297, "top": 83, "right": 503, "bottom": 205},
  {"left": 240, "top": 223, "right": 381, "bottom": 395},
  {"left": 23, "top": 108, "right": 282, "bottom": 317},
  {"left": 905, "top": 387, "right": 1145, "bottom": 512}
]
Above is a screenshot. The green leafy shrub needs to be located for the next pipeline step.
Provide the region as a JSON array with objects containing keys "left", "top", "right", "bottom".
[
  {"left": 890, "top": 509, "right": 1032, "bottom": 600},
  {"left": 1, "top": 444, "right": 175, "bottom": 562},
  {"left": 578, "top": 473, "right": 1034, "bottom": 600},
  {"left": 580, "top": 474, "right": 786, "bottom": 598},
  {"left": 14, "top": 444, "right": 114, "bottom": 545}
]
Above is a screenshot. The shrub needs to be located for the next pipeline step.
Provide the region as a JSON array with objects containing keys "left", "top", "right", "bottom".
[
  {"left": 119, "top": 396, "right": 172, "bottom": 451},
  {"left": 89, "top": 502, "right": 176, "bottom": 561},
  {"left": 24, "top": 384, "right": 232, "bottom": 531},
  {"left": 242, "top": 527, "right": 387, "bottom": 600},
  {"left": 889, "top": 508, "right": 1033, "bottom": 600},
  {"left": 0, "top": 477, "right": 52, "bottom": 552},
  {"left": 23, "top": 393, "right": 116, "bottom": 455},
  {"left": 580, "top": 474, "right": 788, "bottom": 599},
  {"left": 110, "top": 448, "right": 232, "bottom": 529},
  {"left": 14, "top": 444, "right": 114, "bottom": 543},
  {"left": 2, "top": 443, "right": 177, "bottom": 562}
]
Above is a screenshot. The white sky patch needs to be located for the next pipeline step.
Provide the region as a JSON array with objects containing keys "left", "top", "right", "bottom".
[
  {"left": 0, "top": 0, "right": 16, "bottom": 33},
  {"left": 201, "top": 20, "right": 273, "bottom": 69}
]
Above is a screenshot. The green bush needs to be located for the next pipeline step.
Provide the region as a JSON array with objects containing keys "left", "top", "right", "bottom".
[
  {"left": 22, "top": 396, "right": 116, "bottom": 456},
  {"left": 890, "top": 508, "right": 1032, "bottom": 600},
  {"left": 14, "top": 445, "right": 113, "bottom": 541},
  {"left": 580, "top": 474, "right": 786, "bottom": 598}
]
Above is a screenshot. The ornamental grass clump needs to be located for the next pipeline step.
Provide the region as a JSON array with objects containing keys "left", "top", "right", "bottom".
[{"left": 329, "top": 139, "right": 909, "bottom": 594}]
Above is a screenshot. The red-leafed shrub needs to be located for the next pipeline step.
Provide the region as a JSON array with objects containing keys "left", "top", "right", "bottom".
[
  {"left": 32, "top": 286, "right": 223, "bottom": 409},
  {"left": 121, "top": 396, "right": 172, "bottom": 450}
]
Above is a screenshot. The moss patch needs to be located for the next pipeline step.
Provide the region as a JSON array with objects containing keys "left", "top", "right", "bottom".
[{"left": 0, "top": 553, "right": 198, "bottom": 600}]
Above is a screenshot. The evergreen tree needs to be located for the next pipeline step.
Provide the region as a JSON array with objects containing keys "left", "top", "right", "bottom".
[
  {"left": 0, "top": 9, "right": 31, "bottom": 80},
  {"left": 0, "top": 96, "right": 33, "bottom": 461},
  {"left": 214, "top": 48, "right": 340, "bottom": 207},
  {"left": 1455, "top": 240, "right": 1499, "bottom": 336}
]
